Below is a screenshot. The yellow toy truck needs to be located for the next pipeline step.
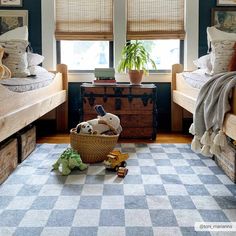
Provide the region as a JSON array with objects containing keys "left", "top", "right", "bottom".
[{"left": 103, "top": 150, "right": 129, "bottom": 171}]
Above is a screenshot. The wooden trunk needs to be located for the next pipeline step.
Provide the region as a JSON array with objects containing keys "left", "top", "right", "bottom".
[
  {"left": 215, "top": 140, "right": 236, "bottom": 183},
  {"left": 81, "top": 83, "right": 157, "bottom": 139},
  {"left": 17, "top": 125, "right": 36, "bottom": 162},
  {"left": 0, "top": 138, "right": 18, "bottom": 184}
]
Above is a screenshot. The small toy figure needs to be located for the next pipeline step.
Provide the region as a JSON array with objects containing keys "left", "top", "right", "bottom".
[
  {"left": 117, "top": 167, "right": 128, "bottom": 178},
  {"left": 52, "top": 148, "right": 88, "bottom": 175},
  {"left": 103, "top": 150, "right": 129, "bottom": 171}
]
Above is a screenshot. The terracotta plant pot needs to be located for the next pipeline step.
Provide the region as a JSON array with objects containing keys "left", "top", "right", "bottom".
[{"left": 128, "top": 70, "right": 144, "bottom": 85}]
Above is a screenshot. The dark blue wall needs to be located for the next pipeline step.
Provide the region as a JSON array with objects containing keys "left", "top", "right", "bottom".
[
  {"left": 199, "top": 0, "right": 216, "bottom": 56},
  {"left": 0, "top": 0, "right": 41, "bottom": 54}
]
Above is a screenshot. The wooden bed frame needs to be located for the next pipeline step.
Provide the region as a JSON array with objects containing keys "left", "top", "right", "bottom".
[
  {"left": 171, "top": 64, "right": 236, "bottom": 140},
  {"left": 0, "top": 64, "right": 68, "bottom": 143}
]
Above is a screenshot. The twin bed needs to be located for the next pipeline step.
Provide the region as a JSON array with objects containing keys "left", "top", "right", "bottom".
[
  {"left": 171, "top": 64, "right": 236, "bottom": 141},
  {"left": 172, "top": 64, "right": 236, "bottom": 182},
  {"left": 0, "top": 64, "right": 68, "bottom": 143}
]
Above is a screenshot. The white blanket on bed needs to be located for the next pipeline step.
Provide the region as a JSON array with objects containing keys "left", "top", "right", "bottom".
[{"left": 191, "top": 71, "right": 236, "bottom": 156}]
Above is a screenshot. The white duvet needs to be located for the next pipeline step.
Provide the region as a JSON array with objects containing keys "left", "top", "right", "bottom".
[{"left": 182, "top": 69, "right": 212, "bottom": 89}]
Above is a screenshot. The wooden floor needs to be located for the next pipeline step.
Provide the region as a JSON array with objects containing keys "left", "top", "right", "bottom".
[{"left": 37, "top": 133, "right": 192, "bottom": 144}]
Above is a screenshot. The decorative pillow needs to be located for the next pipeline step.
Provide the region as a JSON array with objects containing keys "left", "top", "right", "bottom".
[
  {"left": 193, "top": 54, "right": 212, "bottom": 71},
  {"left": 0, "top": 40, "right": 30, "bottom": 77},
  {"left": 228, "top": 42, "right": 236, "bottom": 71},
  {"left": 209, "top": 40, "right": 235, "bottom": 75},
  {"left": 27, "top": 52, "right": 44, "bottom": 67},
  {"left": 207, "top": 26, "right": 236, "bottom": 51},
  {"left": 0, "top": 26, "right": 28, "bottom": 41}
]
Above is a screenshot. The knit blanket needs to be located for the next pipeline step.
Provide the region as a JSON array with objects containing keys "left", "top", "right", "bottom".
[{"left": 190, "top": 71, "right": 236, "bottom": 157}]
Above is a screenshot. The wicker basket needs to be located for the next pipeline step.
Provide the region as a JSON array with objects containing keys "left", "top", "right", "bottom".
[{"left": 70, "top": 128, "right": 119, "bottom": 163}]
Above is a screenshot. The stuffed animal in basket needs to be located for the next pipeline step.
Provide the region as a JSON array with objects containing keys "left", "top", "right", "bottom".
[
  {"left": 76, "top": 121, "right": 96, "bottom": 134},
  {"left": 0, "top": 47, "right": 11, "bottom": 80},
  {"left": 87, "top": 105, "right": 122, "bottom": 135},
  {"left": 52, "top": 148, "right": 88, "bottom": 175}
]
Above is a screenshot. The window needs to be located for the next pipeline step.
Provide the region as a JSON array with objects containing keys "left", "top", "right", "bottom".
[
  {"left": 55, "top": 0, "right": 113, "bottom": 71},
  {"left": 55, "top": 0, "right": 184, "bottom": 71},
  {"left": 60, "top": 41, "right": 111, "bottom": 71},
  {"left": 131, "top": 40, "right": 181, "bottom": 71},
  {"left": 127, "top": 0, "right": 185, "bottom": 40},
  {"left": 128, "top": 0, "right": 185, "bottom": 71}
]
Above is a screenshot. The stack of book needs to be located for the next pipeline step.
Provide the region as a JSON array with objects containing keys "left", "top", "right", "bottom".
[{"left": 93, "top": 68, "right": 116, "bottom": 85}]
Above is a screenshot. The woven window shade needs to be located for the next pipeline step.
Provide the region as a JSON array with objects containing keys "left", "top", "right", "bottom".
[
  {"left": 127, "top": 0, "right": 185, "bottom": 40},
  {"left": 55, "top": 0, "right": 113, "bottom": 40}
]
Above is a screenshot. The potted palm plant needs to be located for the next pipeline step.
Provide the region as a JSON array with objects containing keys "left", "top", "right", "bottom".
[{"left": 118, "top": 40, "right": 157, "bottom": 85}]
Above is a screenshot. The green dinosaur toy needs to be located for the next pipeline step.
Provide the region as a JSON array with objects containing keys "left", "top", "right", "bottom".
[{"left": 52, "top": 148, "right": 88, "bottom": 175}]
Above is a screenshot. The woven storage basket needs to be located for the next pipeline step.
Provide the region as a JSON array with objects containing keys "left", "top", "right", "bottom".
[{"left": 70, "top": 128, "right": 119, "bottom": 163}]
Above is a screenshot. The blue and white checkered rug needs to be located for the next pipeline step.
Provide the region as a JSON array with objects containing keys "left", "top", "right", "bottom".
[{"left": 0, "top": 143, "right": 236, "bottom": 236}]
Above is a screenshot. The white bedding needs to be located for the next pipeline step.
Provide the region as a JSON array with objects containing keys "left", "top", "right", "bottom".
[
  {"left": 0, "top": 69, "right": 54, "bottom": 92},
  {"left": 182, "top": 69, "right": 212, "bottom": 89}
]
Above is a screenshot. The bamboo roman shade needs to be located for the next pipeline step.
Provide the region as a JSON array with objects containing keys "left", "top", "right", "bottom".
[
  {"left": 127, "top": 0, "right": 185, "bottom": 40},
  {"left": 55, "top": 0, "right": 113, "bottom": 40}
]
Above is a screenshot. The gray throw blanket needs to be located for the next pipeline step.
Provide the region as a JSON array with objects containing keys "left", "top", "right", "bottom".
[{"left": 194, "top": 71, "right": 236, "bottom": 137}]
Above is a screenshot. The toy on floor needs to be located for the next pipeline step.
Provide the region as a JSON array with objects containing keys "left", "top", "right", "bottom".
[
  {"left": 103, "top": 150, "right": 129, "bottom": 171},
  {"left": 117, "top": 167, "right": 128, "bottom": 178},
  {"left": 52, "top": 148, "right": 88, "bottom": 175}
]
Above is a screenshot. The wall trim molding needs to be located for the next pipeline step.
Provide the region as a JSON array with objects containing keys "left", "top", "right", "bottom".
[
  {"left": 184, "top": 0, "right": 199, "bottom": 70},
  {"left": 41, "top": 0, "right": 56, "bottom": 70}
]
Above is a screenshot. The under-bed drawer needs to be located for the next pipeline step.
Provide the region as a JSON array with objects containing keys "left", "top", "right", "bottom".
[
  {"left": 0, "top": 138, "right": 18, "bottom": 184},
  {"left": 215, "top": 140, "right": 236, "bottom": 183}
]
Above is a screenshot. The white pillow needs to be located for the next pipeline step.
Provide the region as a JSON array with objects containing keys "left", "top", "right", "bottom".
[
  {"left": 0, "top": 26, "right": 28, "bottom": 41},
  {"left": 193, "top": 54, "right": 212, "bottom": 71},
  {"left": 27, "top": 52, "right": 44, "bottom": 67},
  {"left": 207, "top": 26, "right": 236, "bottom": 50},
  {"left": 0, "top": 39, "right": 30, "bottom": 77},
  {"left": 28, "top": 66, "right": 48, "bottom": 75},
  {"left": 209, "top": 40, "right": 235, "bottom": 75}
]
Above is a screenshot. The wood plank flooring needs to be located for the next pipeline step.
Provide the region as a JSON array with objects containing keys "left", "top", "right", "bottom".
[{"left": 37, "top": 133, "right": 192, "bottom": 144}]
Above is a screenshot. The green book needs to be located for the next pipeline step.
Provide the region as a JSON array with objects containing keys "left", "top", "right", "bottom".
[{"left": 94, "top": 68, "right": 115, "bottom": 78}]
